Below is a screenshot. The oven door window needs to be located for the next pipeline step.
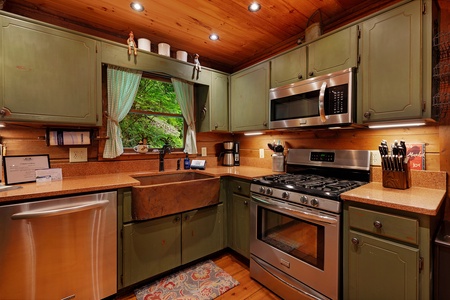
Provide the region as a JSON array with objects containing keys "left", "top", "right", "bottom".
[{"left": 257, "top": 206, "right": 325, "bottom": 270}]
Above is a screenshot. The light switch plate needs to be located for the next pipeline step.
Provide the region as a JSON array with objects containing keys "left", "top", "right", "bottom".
[
  {"left": 259, "top": 149, "right": 264, "bottom": 158},
  {"left": 69, "top": 148, "right": 88, "bottom": 162},
  {"left": 201, "top": 147, "right": 207, "bottom": 156}
]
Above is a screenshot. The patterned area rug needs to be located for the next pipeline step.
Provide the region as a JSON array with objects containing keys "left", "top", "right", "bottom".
[{"left": 134, "top": 260, "right": 240, "bottom": 300}]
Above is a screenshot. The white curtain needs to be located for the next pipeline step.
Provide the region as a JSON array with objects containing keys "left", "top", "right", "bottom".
[
  {"left": 103, "top": 65, "right": 142, "bottom": 158},
  {"left": 171, "top": 78, "right": 197, "bottom": 154}
]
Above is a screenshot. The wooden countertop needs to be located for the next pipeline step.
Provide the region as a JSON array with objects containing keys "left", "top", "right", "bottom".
[
  {"left": 341, "top": 182, "right": 447, "bottom": 216},
  {"left": 0, "top": 166, "right": 277, "bottom": 204}
]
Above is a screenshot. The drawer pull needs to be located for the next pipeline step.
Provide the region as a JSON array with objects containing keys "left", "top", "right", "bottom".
[
  {"left": 373, "top": 220, "right": 383, "bottom": 229},
  {"left": 351, "top": 237, "right": 359, "bottom": 245},
  {"left": 237, "top": 185, "right": 241, "bottom": 190}
]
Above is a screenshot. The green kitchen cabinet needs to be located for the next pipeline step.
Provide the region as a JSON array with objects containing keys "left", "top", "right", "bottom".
[
  {"left": 347, "top": 230, "right": 419, "bottom": 300},
  {"left": 270, "top": 47, "right": 307, "bottom": 88},
  {"left": 182, "top": 204, "right": 224, "bottom": 264},
  {"left": 307, "top": 25, "right": 359, "bottom": 78},
  {"left": 197, "top": 71, "right": 229, "bottom": 132},
  {"left": 122, "top": 214, "right": 182, "bottom": 287},
  {"left": 0, "top": 15, "right": 101, "bottom": 126},
  {"left": 227, "top": 178, "right": 251, "bottom": 258},
  {"left": 343, "top": 202, "right": 440, "bottom": 300},
  {"left": 359, "top": 1, "right": 424, "bottom": 123},
  {"left": 121, "top": 203, "right": 224, "bottom": 288},
  {"left": 231, "top": 62, "right": 270, "bottom": 132}
]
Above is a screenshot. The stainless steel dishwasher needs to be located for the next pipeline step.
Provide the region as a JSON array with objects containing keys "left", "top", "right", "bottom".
[{"left": 0, "top": 191, "right": 117, "bottom": 300}]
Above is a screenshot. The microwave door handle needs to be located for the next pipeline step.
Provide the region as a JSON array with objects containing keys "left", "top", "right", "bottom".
[{"left": 319, "top": 82, "right": 327, "bottom": 123}]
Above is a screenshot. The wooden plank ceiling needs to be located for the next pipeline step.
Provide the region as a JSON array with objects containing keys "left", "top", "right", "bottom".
[{"left": 2, "top": 0, "right": 400, "bottom": 73}]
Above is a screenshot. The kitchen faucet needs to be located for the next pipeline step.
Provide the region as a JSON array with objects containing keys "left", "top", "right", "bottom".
[{"left": 159, "top": 144, "right": 172, "bottom": 171}]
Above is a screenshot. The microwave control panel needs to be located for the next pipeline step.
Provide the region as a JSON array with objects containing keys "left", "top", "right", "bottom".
[{"left": 327, "top": 84, "right": 348, "bottom": 115}]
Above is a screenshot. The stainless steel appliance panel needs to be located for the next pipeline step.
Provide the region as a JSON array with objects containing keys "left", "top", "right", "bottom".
[
  {"left": 0, "top": 191, "right": 117, "bottom": 300},
  {"left": 250, "top": 195, "right": 340, "bottom": 299},
  {"left": 269, "top": 68, "right": 355, "bottom": 129}
]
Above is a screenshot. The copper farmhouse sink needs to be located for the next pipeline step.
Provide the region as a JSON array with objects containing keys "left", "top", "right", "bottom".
[{"left": 131, "top": 172, "right": 220, "bottom": 220}]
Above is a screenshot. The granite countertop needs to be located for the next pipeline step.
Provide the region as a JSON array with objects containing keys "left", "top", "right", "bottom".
[
  {"left": 341, "top": 182, "right": 447, "bottom": 216},
  {"left": 0, "top": 173, "right": 141, "bottom": 204},
  {"left": 1, "top": 165, "right": 446, "bottom": 217},
  {"left": 0, "top": 166, "right": 276, "bottom": 204}
]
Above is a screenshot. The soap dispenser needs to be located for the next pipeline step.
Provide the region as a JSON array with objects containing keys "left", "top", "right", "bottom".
[{"left": 184, "top": 152, "right": 191, "bottom": 170}]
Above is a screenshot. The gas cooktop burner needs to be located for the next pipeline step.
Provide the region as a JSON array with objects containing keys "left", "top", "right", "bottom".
[{"left": 254, "top": 174, "right": 367, "bottom": 198}]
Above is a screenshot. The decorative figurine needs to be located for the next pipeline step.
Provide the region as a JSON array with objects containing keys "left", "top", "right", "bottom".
[
  {"left": 127, "top": 31, "right": 137, "bottom": 56},
  {"left": 194, "top": 53, "right": 201, "bottom": 72}
]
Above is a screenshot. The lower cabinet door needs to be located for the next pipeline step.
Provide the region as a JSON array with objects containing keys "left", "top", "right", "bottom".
[
  {"left": 348, "top": 230, "right": 419, "bottom": 300},
  {"left": 122, "top": 215, "right": 181, "bottom": 287},
  {"left": 181, "top": 204, "right": 224, "bottom": 264},
  {"left": 231, "top": 194, "right": 250, "bottom": 258}
]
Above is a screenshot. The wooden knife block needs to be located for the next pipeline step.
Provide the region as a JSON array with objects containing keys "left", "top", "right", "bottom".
[{"left": 382, "top": 161, "right": 411, "bottom": 190}]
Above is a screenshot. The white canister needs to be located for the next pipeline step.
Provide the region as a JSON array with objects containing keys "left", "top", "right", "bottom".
[
  {"left": 158, "top": 43, "right": 171, "bottom": 56},
  {"left": 137, "top": 38, "right": 151, "bottom": 51},
  {"left": 272, "top": 153, "right": 285, "bottom": 172},
  {"left": 176, "top": 51, "right": 188, "bottom": 62}
]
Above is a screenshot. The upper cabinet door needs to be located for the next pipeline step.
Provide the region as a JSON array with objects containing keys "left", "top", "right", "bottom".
[
  {"left": 210, "top": 72, "right": 229, "bottom": 131},
  {"left": 359, "top": 1, "right": 422, "bottom": 123},
  {"left": 307, "top": 25, "right": 359, "bottom": 78},
  {"left": 231, "top": 62, "right": 270, "bottom": 132},
  {"left": 0, "top": 16, "right": 100, "bottom": 125},
  {"left": 270, "top": 47, "right": 307, "bottom": 88}
]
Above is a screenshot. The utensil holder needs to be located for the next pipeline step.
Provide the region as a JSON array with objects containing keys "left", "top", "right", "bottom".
[{"left": 382, "top": 160, "right": 411, "bottom": 190}]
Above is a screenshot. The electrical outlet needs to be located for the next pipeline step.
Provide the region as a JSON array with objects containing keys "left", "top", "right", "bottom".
[
  {"left": 259, "top": 149, "right": 265, "bottom": 158},
  {"left": 370, "top": 150, "right": 381, "bottom": 166},
  {"left": 69, "top": 148, "right": 88, "bottom": 163},
  {"left": 201, "top": 147, "right": 207, "bottom": 157}
]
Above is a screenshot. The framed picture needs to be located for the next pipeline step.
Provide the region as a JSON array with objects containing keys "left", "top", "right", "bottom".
[{"left": 3, "top": 155, "right": 50, "bottom": 185}]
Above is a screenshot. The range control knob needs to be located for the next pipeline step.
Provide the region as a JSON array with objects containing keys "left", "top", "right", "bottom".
[
  {"left": 259, "top": 186, "right": 265, "bottom": 193},
  {"left": 310, "top": 198, "right": 319, "bottom": 207},
  {"left": 282, "top": 192, "right": 290, "bottom": 199},
  {"left": 266, "top": 188, "right": 273, "bottom": 195},
  {"left": 300, "top": 195, "right": 308, "bottom": 204}
]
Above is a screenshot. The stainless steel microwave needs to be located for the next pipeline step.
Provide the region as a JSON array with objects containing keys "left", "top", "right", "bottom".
[{"left": 269, "top": 68, "right": 356, "bottom": 129}]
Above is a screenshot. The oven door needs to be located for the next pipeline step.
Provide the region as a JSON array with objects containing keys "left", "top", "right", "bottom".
[{"left": 250, "top": 194, "right": 340, "bottom": 300}]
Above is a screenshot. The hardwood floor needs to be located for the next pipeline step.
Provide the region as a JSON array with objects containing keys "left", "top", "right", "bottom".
[{"left": 116, "top": 252, "right": 280, "bottom": 300}]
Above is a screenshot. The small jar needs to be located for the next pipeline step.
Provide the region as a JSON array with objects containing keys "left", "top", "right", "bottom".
[{"left": 272, "top": 153, "right": 284, "bottom": 172}]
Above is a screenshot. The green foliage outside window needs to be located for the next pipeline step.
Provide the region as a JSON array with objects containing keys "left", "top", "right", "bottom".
[{"left": 120, "top": 77, "right": 185, "bottom": 149}]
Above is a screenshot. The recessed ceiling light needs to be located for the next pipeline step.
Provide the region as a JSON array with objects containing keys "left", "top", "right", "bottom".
[
  {"left": 209, "top": 34, "right": 219, "bottom": 41},
  {"left": 248, "top": 2, "right": 261, "bottom": 12},
  {"left": 130, "top": 2, "right": 144, "bottom": 12}
]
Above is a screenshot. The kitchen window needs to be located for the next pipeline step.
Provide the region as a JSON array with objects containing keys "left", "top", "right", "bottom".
[{"left": 121, "top": 74, "right": 186, "bottom": 151}]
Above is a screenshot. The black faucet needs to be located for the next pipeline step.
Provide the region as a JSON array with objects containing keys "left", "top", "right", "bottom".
[{"left": 159, "top": 144, "right": 172, "bottom": 171}]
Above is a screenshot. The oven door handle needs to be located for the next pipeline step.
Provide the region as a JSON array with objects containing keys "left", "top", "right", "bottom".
[
  {"left": 319, "top": 81, "right": 327, "bottom": 123},
  {"left": 251, "top": 195, "right": 338, "bottom": 225}
]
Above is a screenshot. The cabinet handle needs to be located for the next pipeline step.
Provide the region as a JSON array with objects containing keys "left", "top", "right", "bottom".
[
  {"left": 214, "top": 123, "right": 218, "bottom": 129},
  {"left": 237, "top": 185, "right": 241, "bottom": 190},
  {"left": 309, "top": 72, "right": 314, "bottom": 77},
  {"left": 184, "top": 215, "right": 190, "bottom": 221},
  {"left": 363, "top": 111, "right": 371, "bottom": 119},
  {"left": 174, "top": 216, "right": 181, "bottom": 223},
  {"left": 298, "top": 73, "right": 303, "bottom": 80},
  {"left": 373, "top": 220, "right": 383, "bottom": 229},
  {"left": 0, "top": 107, "right": 11, "bottom": 117},
  {"left": 351, "top": 237, "right": 360, "bottom": 245},
  {"left": 263, "top": 121, "right": 268, "bottom": 127},
  {"left": 244, "top": 201, "right": 248, "bottom": 206}
]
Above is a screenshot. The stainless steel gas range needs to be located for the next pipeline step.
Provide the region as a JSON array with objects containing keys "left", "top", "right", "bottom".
[{"left": 250, "top": 149, "right": 370, "bottom": 300}]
